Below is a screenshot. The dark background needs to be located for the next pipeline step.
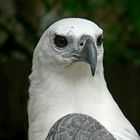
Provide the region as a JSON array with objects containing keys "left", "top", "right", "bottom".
[{"left": 0, "top": 0, "right": 140, "bottom": 140}]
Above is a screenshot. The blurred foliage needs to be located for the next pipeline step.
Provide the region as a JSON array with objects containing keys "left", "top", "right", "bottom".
[{"left": 0, "top": 0, "right": 140, "bottom": 64}]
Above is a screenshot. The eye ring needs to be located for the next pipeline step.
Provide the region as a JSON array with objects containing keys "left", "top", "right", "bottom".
[
  {"left": 54, "top": 35, "right": 68, "bottom": 48},
  {"left": 97, "top": 34, "right": 103, "bottom": 46}
]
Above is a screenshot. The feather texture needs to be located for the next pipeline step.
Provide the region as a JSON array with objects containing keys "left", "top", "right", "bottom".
[{"left": 28, "top": 18, "right": 140, "bottom": 140}]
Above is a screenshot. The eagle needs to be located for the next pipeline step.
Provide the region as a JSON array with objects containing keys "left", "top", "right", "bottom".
[{"left": 28, "top": 18, "right": 140, "bottom": 140}]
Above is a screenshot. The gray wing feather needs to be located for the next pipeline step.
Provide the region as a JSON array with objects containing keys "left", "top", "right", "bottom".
[{"left": 46, "top": 113, "right": 116, "bottom": 140}]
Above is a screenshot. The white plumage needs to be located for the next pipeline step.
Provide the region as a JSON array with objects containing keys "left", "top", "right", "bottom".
[{"left": 28, "top": 18, "right": 140, "bottom": 140}]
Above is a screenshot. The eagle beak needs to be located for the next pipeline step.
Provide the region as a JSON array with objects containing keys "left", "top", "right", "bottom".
[
  {"left": 72, "top": 38, "right": 97, "bottom": 76},
  {"left": 80, "top": 38, "right": 97, "bottom": 76}
]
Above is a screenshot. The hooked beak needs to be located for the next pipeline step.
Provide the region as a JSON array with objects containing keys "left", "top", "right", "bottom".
[{"left": 72, "top": 38, "right": 97, "bottom": 76}]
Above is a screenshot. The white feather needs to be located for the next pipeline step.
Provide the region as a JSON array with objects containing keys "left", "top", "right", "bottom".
[{"left": 28, "top": 18, "right": 139, "bottom": 140}]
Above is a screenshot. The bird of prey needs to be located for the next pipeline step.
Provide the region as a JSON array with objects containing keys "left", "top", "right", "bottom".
[{"left": 28, "top": 18, "right": 140, "bottom": 140}]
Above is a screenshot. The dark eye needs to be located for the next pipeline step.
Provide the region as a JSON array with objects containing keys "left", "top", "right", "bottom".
[
  {"left": 54, "top": 35, "right": 68, "bottom": 48},
  {"left": 97, "top": 34, "right": 103, "bottom": 46}
]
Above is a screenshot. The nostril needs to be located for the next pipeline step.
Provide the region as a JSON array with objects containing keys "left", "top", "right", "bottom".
[{"left": 80, "top": 42, "right": 84, "bottom": 46}]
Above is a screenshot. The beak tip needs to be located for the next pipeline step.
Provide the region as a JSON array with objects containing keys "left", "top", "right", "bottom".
[
  {"left": 92, "top": 72, "right": 95, "bottom": 76},
  {"left": 91, "top": 68, "right": 95, "bottom": 76}
]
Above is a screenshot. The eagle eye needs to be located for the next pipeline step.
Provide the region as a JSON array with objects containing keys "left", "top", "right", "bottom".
[
  {"left": 54, "top": 35, "right": 68, "bottom": 48},
  {"left": 97, "top": 34, "right": 103, "bottom": 46}
]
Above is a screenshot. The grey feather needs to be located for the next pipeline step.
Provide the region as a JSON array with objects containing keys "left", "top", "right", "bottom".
[{"left": 46, "top": 113, "right": 116, "bottom": 140}]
